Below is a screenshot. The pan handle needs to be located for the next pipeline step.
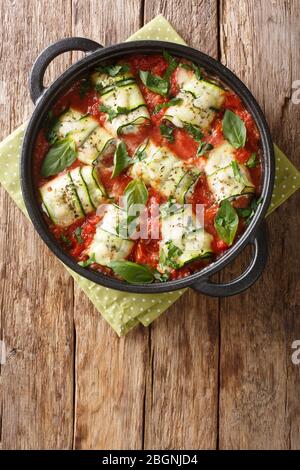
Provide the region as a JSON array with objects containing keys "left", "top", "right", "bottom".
[
  {"left": 192, "top": 221, "right": 268, "bottom": 297},
  {"left": 30, "top": 37, "right": 102, "bottom": 104}
]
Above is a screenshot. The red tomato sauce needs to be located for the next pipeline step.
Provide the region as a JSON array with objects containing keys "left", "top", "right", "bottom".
[{"left": 34, "top": 54, "right": 262, "bottom": 281}]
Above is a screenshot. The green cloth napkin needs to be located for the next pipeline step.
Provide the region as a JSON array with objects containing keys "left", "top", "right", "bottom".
[{"left": 1, "top": 15, "right": 300, "bottom": 336}]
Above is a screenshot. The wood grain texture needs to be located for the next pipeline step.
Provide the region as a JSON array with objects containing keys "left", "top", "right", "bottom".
[
  {"left": 0, "top": 0, "right": 74, "bottom": 449},
  {"left": 143, "top": 0, "right": 220, "bottom": 450},
  {"left": 219, "top": 0, "right": 300, "bottom": 450},
  {"left": 71, "top": 0, "right": 149, "bottom": 450},
  {"left": 0, "top": 0, "right": 300, "bottom": 451}
]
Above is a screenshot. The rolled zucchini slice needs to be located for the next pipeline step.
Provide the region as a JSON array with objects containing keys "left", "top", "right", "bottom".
[
  {"left": 159, "top": 206, "right": 213, "bottom": 270},
  {"left": 39, "top": 166, "right": 106, "bottom": 227},
  {"left": 93, "top": 70, "right": 150, "bottom": 135},
  {"left": 163, "top": 66, "right": 224, "bottom": 131},
  {"left": 54, "top": 108, "right": 98, "bottom": 147},
  {"left": 87, "top": 204, "right": 134, "bottom": 266},
  {"left": 40, "top": 173, "right": 84, "bottom": 227},
  {"left": 50, "top": 107, "right": 116, "bottom": 166},
  {"left": 77, "top": 126, "right": 116, "bottom": 165},
  {"left": 130, "top": 140, "right": 199, "bottom": 201},
  {"left": 106, "top": 105, "right": 150, "bottom": 136},
  {"left": 176, "top": 66, "right": 225, "bottom": 109},
  {"left": 92, "top": 67, "right": 134, "bottom": 95},
  {"left": 164, "top": 91, "right": 215, "bottom": 130},
  {"left": 205, "top": 142, "right": 255, "bottom": 202}
]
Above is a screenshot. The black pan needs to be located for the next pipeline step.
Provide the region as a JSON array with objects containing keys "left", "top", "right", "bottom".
[{"left": 21, "top": 37, "right": 275, "bottom": 296}]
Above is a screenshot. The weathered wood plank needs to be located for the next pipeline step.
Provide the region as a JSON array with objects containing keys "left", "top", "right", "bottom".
[
  {"left": 143, "top": 0, "right": 220, "bottom": 450},
  {"left": 71, "top": 0, "right": 149, "bottom": 450},
  {"left": 0, "top": 0, "right": 74, "bottom": 449},
  {"left": 219, "top": 0, "right": 300, "bottom": 449}
]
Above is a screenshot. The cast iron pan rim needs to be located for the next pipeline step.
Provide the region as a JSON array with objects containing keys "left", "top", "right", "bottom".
[{"left": 21, "top": 40, "right": 275, "bottom": 294}]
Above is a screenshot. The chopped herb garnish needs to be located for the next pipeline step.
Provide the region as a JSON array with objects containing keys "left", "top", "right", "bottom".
[
  {"left": 153, "top": 269, "right": 169, "bottom": 282},
  {"left": 231, "top": 160, "right": 244, "bottom": 183},
  {"left": 61, "top": 234, "right": 71, "bottom": 247},
  {"left": 78, "top": 253, "right": 96, "bottom": 267},
  {"left": 95, "top": 63, "right": 130, "bottom": 77},
  {"left": 99, "top": 103, "right": 118, "bottom": 122},
  {"left": 139, "top": 70, "right": 169, "bottom": 97},
  {"left": 153, "top": 97, "right": 182, "bottom": 115},
  {"left": 184, "top": 123, "right": 204, "bottom": 142},
  {"left": 197, "top": 142, "right": 213, "bottom": 156},
  {"left": 160, "top": 123, "right": 175, "bottom": 142},
  {"left": 246, "top": 152, "right": 258, "bottom": 168},
  {"left": 160, "top": 240, "right": 183, "bottom": 269},
  {"left": 237, "top": 197, "right": 262, "bottom": 224},
  {"left": 74, "top": 226, "right": 83, "bottom": 244},
  {"left": 99, "top": 104, "right": 132, "bottom": 122}
]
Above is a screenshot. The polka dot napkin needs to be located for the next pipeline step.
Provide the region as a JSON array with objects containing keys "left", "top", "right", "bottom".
[{"left": 0, "top": 15, "right": 299, "bottom": 336}]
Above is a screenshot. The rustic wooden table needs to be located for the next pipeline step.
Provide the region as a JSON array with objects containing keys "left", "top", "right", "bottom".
[{"left": 0, "top": 0, "right": 299, "bottom": 450}]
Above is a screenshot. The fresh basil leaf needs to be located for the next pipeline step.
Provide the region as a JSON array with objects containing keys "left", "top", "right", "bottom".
[
  {"left": 78, "top": 253, "right": 96, "bottom": 267},
  {"left": 153, "top": 97, "right": 182, "bottom": 115},
  {"left": 96, "top": 63, "right": 130, "bottom": 77},
  {"left": 112, "top": 141, "right": 132, "bottom": 178},
  {"left": 214, "top": 199, "right": 239, "bottom": 246},
  {"left": 139, "top": 52, "right": 178, "bottom": 97},
  {"left": 222, "top": 109, "right": 247, "bottom": 148},
  {"left": 74, "top": 226, "right": 83, "bottom": 244},
  {"left": 139, "top": 70, "right": 169, "bottom": 97},
  {"left": 160, "top": 123, "right": 175, "bottom": 142},
  {"left": 163, "top": 51, "right": 178, "bottom": 80},
  {"left": 79, "top": 78, "right": 91, "bottom": 98},
  {"left": 61, "top": 234, "right": 71, "bottom": 247},
  {"left": 246, "top": 152, "right": 258, "bottom": 168},
  {"left": 184, "top": 123, "right": 204, "bottom": 142},
  {"left": 99, "top": 104, "right": 118, "bottom": 122},
  {"left": 123, "top": 179, "right": 148, "bottom": 208},
  {"left": 197, "top": 141, "right": 214, "bottom": 156},
  {"left": 41, "top": 138, "right": 77, "bottom": 177},
  {"left": 108, "top": 261, "right": 154, "bottom": 284}
]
